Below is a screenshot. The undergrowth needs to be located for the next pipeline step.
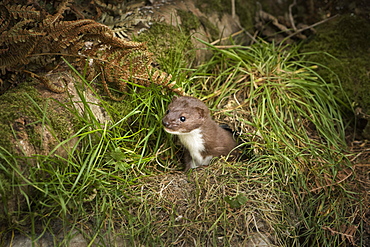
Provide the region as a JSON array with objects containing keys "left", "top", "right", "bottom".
[{"left": 0, "top": 38, "right": 363, "bottom": 246}]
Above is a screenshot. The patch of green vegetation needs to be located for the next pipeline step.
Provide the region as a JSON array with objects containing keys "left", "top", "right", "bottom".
[
  {"left": 195, "top": 0, "right": 230, "bottom": 16},
  {"left": 0, "top": 34, "right": 364, "bottom": 246},
  {"left": 301, "top": 14, "right": 370, "bottom": 135},
  {"left": 0, "top": 84, "right": 35, "bottom": 225},
  {"left": 0, "top": 80, "right": 82, "bottom": 226},
  {"left": 198, "top": 15, "right": 220, "bottom": 40},
  {"left": 234, "top": 0, "right": 257, "bottom": 30},
  {"left": 0, "top": 81, "right": 79, "bottom": 153},
  {"left": 0, "top": 81, "right": 40, "bottom": 151},
  {"left": 46, "top": 98, "right": 80, "bottom": 141},
  {"left": 134, "top": 23, "right": 195, "bottom": 86},
  {"left": 195, "top": 0, "right": 256, "bottom": 31},
  {"left": 134, "top": 22, "right": 196, "bottom": 95},
  {"left": 0, "top": 56, "right": 183, "bottom": 243},
  {"left": 176, "top": 9, "right": 201, "bottom": 33},
  {"left": 184, "top": 39, "right": 358, "bottom": 245}
]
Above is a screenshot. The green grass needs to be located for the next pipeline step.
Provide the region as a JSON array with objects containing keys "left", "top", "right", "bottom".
[
  {"left": 188, "top": 39, "right": 358, "bottom": 246},
  {"left": 0, "top": 38, "right": 363, "bottom": 246}
]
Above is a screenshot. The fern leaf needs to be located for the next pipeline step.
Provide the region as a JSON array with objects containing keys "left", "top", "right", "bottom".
[
  {"left": 0, "top": 4, "right": 11, "bottom": 33},
  {"left": 8, "top": 4, "right": 41, "bottom": 20}
]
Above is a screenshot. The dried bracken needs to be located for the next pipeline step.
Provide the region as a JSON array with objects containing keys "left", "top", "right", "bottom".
[{"left": 0, "top": 0, "right": 184, "bottom": 99}]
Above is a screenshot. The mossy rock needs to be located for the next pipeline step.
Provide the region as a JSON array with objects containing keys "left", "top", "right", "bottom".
[{"left": 0, "top": 81, "right": 80, "bottom": 227}]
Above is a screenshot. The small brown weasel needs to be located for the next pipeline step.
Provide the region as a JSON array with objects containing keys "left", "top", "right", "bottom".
[{"left": 162, "top": 96, "right": 237, "bottom": 171}]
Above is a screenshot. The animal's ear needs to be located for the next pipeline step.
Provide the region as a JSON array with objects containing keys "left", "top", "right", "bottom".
[
  {"left": 172, "top": 96, "right": 179, "bottom": 101},
  {"left": 195, "top": 107, "right": 205, "bottom": 119}
]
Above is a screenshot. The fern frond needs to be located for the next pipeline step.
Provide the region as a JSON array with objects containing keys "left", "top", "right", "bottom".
[
  {"left": 0, "top": 4, "right": 11, "bottom": 33},
  {"left": 8, "top": 4, "right": 41, "bottom": 20},
  {"left": 93, "top": 0, "right": 123, "bottom": 15},
  {"left": 0, "top": 38, "right": 38, "bottom": 68},
  {"left": 0, "top": 0, "right": 183, "bottom": 99},
  {"left": 1, "top": 20, "right": 44, "bottom": 45},
  {"left": 43, "top": 0, "right": 73, "bottom": 25}
]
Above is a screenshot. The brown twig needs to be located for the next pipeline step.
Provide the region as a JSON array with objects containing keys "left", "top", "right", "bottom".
[
  {"left": 278, "top": 14, "right": 339, "bottom": 44},
  {"left": 288, "top": 0, "right": 297, "bottom": 31},
  {"left": 210, "top": 30, "right": 244, "bottom": 45},
  {"left": 210, "top": 28, "right": 258, "bottom": 46},
  {"left": 231, "top": 0, "right": 235, "bottom": 19}
]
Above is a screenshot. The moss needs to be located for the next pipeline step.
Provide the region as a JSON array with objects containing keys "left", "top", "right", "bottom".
[
  {"left": 195, "top": 0, "right": 256, "bottom": 31},
  {"left": 0, "top": 81, "right": 40, "bottom": 152},
  {"left": 0, "top": 81, "right": 79, "bottom": 153},
  {"left": 0, "top": 81, "right": 40, "bottom": 224},
  {"left": 235, "top": 0, "right": 257, "bottom": 30},
  {"left": 195, "top": 0, "right": 230, "bottom": 16},
  {"left": 46, "top": 98, "right": 79, "bottom": 141},
  {"left": 301, "top": 14, "right": 370, "bottom": 135},
  {"left": 134, "top": 23, "right": 195, "bottom": 72},
  {"left": 198, "top": 16, "right": 219, "bottom": 40},
  {"left": 176, "top": 9, "right": 201, "bottom": 33}
]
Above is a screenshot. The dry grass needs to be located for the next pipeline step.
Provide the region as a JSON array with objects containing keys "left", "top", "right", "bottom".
[{"left": 117, "top": 161, "right": 279, "bottom": 246}]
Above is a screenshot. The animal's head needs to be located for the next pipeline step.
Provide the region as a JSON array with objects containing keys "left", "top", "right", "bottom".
[{"left": 162, "top": 96, "right": 210, "bottom": 134}]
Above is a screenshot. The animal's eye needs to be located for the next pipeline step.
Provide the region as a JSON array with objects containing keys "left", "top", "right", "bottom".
[
  {"left": 180, "top": 116, "right": 186, "bottom": 122},
  {"left": 166, "top": 110, "right": 169, "bottom": 114}
]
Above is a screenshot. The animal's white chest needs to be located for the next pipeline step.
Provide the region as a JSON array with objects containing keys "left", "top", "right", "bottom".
[
  {"left": 177, "top": 129, "right": 212, "bottom": 168},
  {"left": 178, "top": 128, "right": 204, "bottom": 155}
]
